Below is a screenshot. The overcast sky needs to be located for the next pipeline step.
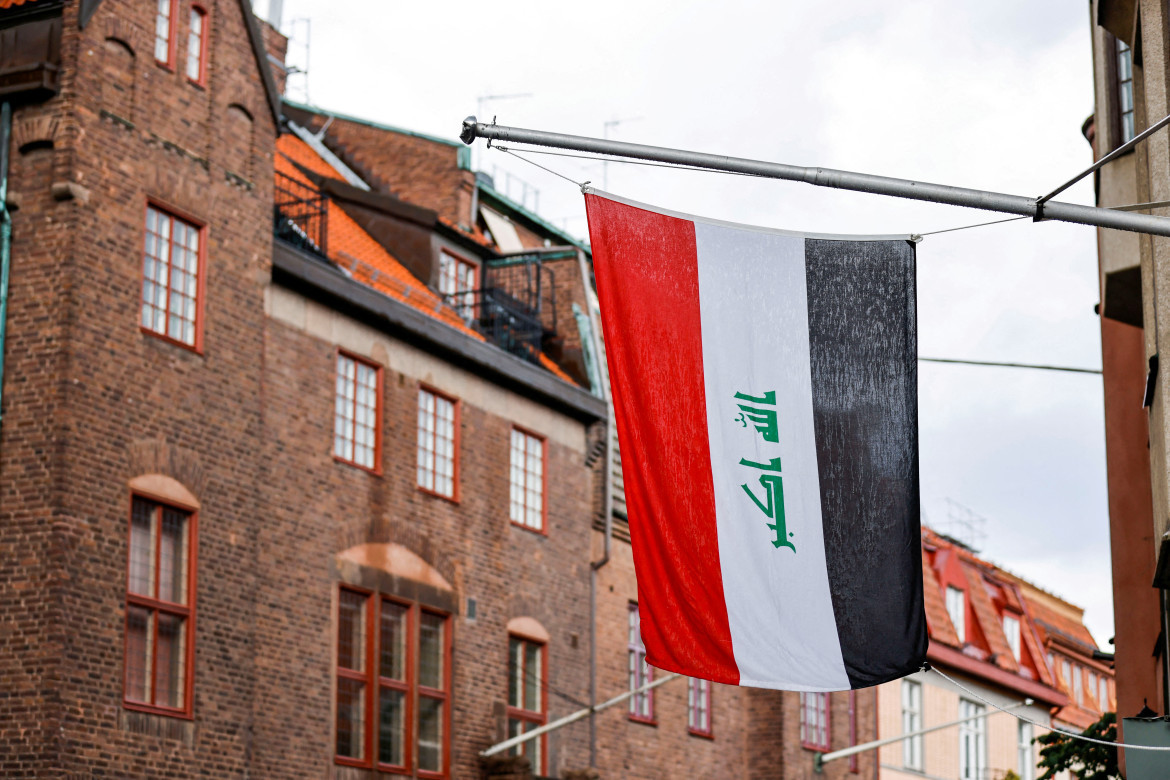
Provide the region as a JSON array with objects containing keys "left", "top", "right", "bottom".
[{"left": 262, "top": 1, "right": 1116, "bottom": 645}]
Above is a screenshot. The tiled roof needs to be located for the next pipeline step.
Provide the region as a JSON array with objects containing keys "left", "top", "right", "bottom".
[
  {"left": 274, "top": 134, "right": 579, "bottom": 389},
  {"left": 276, "top": 135, "right": 481, "bottom": 340},
  {"left": 921, "top": 527, "right": 1102, "bottom": 705}
]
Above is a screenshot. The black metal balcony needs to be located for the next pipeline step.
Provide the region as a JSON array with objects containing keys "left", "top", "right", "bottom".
[
  {"left": 274, "top": 171, "right": 328, "bottom": 258},
  {"left": 444, "top": 287, "right": 545, "bottom": 364}
]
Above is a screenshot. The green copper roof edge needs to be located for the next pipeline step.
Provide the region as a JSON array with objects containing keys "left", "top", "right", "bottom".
[
  {"left": 282, "top": 99, "right": 464, "bottom": 150},
  {"left": 486, "top": 249, "right": 579, "bottom": 267},
  {"left": 477, "top": 184, "right": 590, "bottom": 254}
]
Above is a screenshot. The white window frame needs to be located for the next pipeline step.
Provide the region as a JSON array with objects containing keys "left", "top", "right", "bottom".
[
  {"left": 946, "top": 586, "right": 966, "bottom": 643},
  {"left": 958, "top": 699, "right": 986, "bottom": 780},
  {"left": 1003, "top": 614, "right": 1021, "bottom": 661},
  {"left": 1018, "top": 720, "right": 1034, "bottom": 780},
  {"left": 901, "top": 679, "right": 923, "bottom": 770}
]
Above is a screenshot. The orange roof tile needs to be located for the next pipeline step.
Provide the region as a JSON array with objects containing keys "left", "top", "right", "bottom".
[
  {"left": 922, "top": 549, "right": 961, "bottom": 645},
  {"left": 0, "top": 0, "right": 45, "bottom": 7},
  {"left": 276, "top": 135, "right": 482, "bottom": 340},
  {"left": 963, "top": 561, "right": 1019, "bottom": 672}
]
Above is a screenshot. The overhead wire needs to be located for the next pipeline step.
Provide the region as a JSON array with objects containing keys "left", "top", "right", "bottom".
[{"left": 929, "top": 665, "right": 1170, "bottom": 752}]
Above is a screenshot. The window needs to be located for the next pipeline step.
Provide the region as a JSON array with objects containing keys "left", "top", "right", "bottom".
[
  {"left": 417, "top": 388, "right": 457, "bottom": 498},
  {"left": 901, "top": 680, "right": 922, "bottom": 770},
  {"left": 142, "top": 205, "right": 203, "bottom": 349},
  {"left": 1018, "top": 721, "right": 1034, "bottom": 780},
  {"left": 154, "top": 0, "right": 176, "bottom": 64},
  {"left": 507, "top": 636, "right": 546, "bottom": 774},
  {"left": 124, "top": 495, "right": 195, "bottom": 717},
  {"left": 437, "top": 251, "right": 477, "bottom": 319},
  {"left": 186, "top": 6, "right": 207, "bottom": 84},
  {"left": 334, "top": 353, "right": 381, "bottom": 471},
  {"left": 1089, "top": 671, "right": 1098, "bottom": 708},
  {"left": 946, "top": 586, "right": 966, "bottom": 643},
  {"left": 799, "top": 692, "right": 830, "bottom": 751},
  {"left": 1073, "top": 664, "right": 1083, "bottom": 706},
  {"left": 687, "top": 678, "right": 712, "bottom": 737},
  {"left": 335, "top": 588, "right": 450, "bottom": 775},
  {"left": 1003, "top": 614, "right": 1021, "bottom": 661},
  {"left": 1061, "top": 659, "right": 1072, "bottom": 692},
  {"left": 1118, "top": 40, "right": 1135, "bottom": 144},
  {"left": 958, "top": 699, "right": 986, "bottom": 780},
  {"left": 1099, "top": 676, "right": 1110, "bottom": 710},
  {"left": 627, "top": 604, "right": 653, "bottom": 722},
  {"left": 509, "top": 428, "right": 544, "bottom": 532}
]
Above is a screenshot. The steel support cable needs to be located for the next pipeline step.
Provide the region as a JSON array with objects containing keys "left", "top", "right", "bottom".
[{"left": 464, "top": 117, "right": 1170, "bottom": 237}]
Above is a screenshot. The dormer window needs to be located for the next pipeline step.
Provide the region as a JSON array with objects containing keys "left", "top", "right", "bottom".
[
  {"left": 946, "top": 586, "right": 966, "bottom": 643},
  {"left": 1002, "top": 614, "right": 1020, "bottom": 661},
  {"left": 437, "top": 250, "right": 477, "bottom": 319}
]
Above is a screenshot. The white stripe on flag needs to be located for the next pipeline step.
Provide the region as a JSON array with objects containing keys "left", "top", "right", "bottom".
[{"left": 694, "top": 222, "right": 850, "bottom": 691}]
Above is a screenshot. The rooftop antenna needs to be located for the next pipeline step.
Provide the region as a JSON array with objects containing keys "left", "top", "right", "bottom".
[
  {"left": 602, "top": 116, "right": 643, "bottom": 190},
  {"left": 283, "top": 17, "right": 311, "bottom": 104},
  {"left": 941, "top": 498, "right": 988, "bottom": 553},
  {"left": 474, "top": 92, "right": 532, "bottom": 172}
]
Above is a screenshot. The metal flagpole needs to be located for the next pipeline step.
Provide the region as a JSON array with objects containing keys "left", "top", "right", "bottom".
[
  {"left": 480, "top": 672, "right": 682, "bottom": 758},
  {"left": 459, "top": 117, "right": 1170, "bottom": 238},
  {"left": 812, "top": 697, "right": 1035, "bottom": 773}
]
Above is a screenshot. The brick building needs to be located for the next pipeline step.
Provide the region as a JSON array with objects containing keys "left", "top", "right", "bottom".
[{"left": 0, "top": 2, "right": 1089, "bottom": 779}]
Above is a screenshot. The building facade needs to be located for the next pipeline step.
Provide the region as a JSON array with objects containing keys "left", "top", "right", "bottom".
[
  {"left": 875, "top": 530, "right": 1112, "bottom": 780},
  {"left": 0, "top": 2, "right": 1113, "bottom": 779},
  {"left": 1084, "top": 0, "right": 1170, "bottom": 757}
]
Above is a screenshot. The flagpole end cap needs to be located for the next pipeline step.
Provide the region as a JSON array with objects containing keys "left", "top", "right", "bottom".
[{"left": 460, "top": 116, "right": 478, "bottom": 145}]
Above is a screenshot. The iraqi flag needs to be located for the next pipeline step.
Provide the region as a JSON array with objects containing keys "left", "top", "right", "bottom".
[{"left": 585, "top": 191, "right": 927, "bottom": 691}]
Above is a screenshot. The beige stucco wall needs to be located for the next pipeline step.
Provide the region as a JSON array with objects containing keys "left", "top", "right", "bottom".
[
  {"left": 265, "top": 283, "right": 588, "bottom": 454},
  {"left": 877, "top": 669, "right": 1048, "bottom": 780}
]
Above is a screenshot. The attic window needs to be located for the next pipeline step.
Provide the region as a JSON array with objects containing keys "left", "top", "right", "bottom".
[
  {"left": 1002, "top": 614, "right": 1020, "bottom": 661},
  {"left": 480, "top": 207, "right": 524, "bottom": 253},
  {"left": 946, "top": 586, "right": 965, "bottom": 643}
]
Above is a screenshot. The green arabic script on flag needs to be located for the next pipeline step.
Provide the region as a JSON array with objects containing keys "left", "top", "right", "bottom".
[{"left": 734, "top": 390, "right": 795, "bottom": 552}]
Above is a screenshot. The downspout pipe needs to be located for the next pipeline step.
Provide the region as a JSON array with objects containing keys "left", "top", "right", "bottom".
[
  {"left": 1, "top": 101, "right": 13, "bottom": 432},
  {"left": 581, "top": 246, "right": 613, "bottom": 770}
]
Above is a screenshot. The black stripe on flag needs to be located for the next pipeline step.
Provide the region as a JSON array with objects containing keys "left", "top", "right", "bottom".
[{"left": 803, "top": 237, "right": 927, "bottom": 689}]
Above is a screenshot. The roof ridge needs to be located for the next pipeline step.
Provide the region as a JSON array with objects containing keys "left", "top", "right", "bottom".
[{"left": 282, "top": 98, "right": 464, "bottom": 150}]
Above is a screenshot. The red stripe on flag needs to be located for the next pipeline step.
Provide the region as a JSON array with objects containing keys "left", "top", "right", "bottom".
[{"left": 585, "top": 194, "right": 739, "bottom": 684}]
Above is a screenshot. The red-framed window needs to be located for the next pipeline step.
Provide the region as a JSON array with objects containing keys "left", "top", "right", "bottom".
[
  {"left": 799, "top": 692, "right": 830, "bottom": 751},
  {"left": 437, "top": 250, "right": 477, "bottom": 319},
  {"left": 627, "top": 603, "right": 654, "bottom": 723},
  {"left": 142, "top": 204, "right": 204, "bottom": 350},
  {"left": 124, "top": 494, "right": 196, "bottom": 718},
  {"left": 507, "top": 636, "right": 547, "bottom": 775},
  {"left": 336, "top": 588, "right": 450, "bottom": 776},
  {"left": 334, "top": 353, "right": 381, "bottom": 472},
  {"left": 153, "top": 0, "right": 177, "bottom": 66},
  {"left": 185, "top": 5, "right": 208, "bottom": 85},
  {"left": 687, "top": 677, "right": 712, "bottom": 737},
  {"left": 417, "top": 387, "right": 458, "bottom": 499},
  {"left": 509, "top": 428, "right": 545, "bottom": 532}
]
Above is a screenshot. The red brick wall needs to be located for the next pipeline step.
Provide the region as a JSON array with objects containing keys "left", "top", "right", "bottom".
[
  {"left": 257, "top": 315, "right": 598, "bottom": 777},
  {"left": 310, "top": 114, "right": 474, "bottom": 229},
  {"left": 593, "top": 533, "right": 878, "bottom": 779},
  {"left": 0, "top": 0, "right": 277, "bottom": 776}
]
